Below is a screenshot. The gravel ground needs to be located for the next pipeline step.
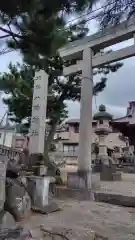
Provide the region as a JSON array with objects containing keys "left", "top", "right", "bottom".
[
  {"left": 22, "top": 174, "right": 135, "bottom": 239},
  {"left": 23, "top": 200, "right": 135, "bottom": 240}
]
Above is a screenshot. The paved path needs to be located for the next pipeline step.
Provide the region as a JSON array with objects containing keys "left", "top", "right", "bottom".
[
  {"left": 23, "top": 200, "right": 135, "bottom": 240},
  {"left": 95, "top": 173, "right": 135, "bottom": 196}
]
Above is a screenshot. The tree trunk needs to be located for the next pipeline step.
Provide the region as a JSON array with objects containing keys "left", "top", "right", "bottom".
[
  {"left": 44, "top": 121, "right": 57, "bottom": 155},
  {"left": 43, "top": 121, "right": 59, "bottom": 175}
]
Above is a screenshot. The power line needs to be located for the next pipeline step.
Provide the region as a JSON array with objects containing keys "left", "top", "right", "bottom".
[
  {"left": 66, "top": 0, "right": 131, "bottom": 25},
  {"left": 0, "top": 0, "right": 133, "bottom": 57},
  {"left": 65, "top": 1, "right": 133, "bottom": 33}
]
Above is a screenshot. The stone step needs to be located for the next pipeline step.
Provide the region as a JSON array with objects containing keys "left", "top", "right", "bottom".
[
  {"left": 55, "top": 186, "right": 135, "bottom": 207},
  {"left": 94, "top": 191, "right": 135, "bottom": 207}
]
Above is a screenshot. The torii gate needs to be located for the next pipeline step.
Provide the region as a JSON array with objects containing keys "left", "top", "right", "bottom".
[
  {"left": 59, "top": 19, "right": 135, "bottom": 189},
  {"left": 29, "top": 19, "right": 135, "bottom": 189}
]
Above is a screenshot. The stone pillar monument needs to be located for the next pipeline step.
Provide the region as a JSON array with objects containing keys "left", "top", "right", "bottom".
[
  {"left": 29, "top": 70, "right": 48, "bottom": 154},
  {"left": 27, "top": 70, "right": 59, "bottom": 212}
]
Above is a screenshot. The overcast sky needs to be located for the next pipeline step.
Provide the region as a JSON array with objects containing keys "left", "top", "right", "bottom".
[{"left": 0, "top": 19, "right": 135, "bottom": 121}]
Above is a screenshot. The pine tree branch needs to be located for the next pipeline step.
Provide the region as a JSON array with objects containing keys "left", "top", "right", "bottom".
[
  {"left": 0, "top": 26, "right": 23, "bottom": 39},
  {"left": 7, "top": 22, "right": 20, "bottom": 46},
  {"left": 0, "top": 34, "right": 10, "bottom": 39}
]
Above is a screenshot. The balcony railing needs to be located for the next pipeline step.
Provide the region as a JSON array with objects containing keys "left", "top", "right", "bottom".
[
  {"left": 49, "top": 150, "right": 78, "bottom": 157},
  {"left": 0, "top": 144, "right": 22, "bottom": 159}
]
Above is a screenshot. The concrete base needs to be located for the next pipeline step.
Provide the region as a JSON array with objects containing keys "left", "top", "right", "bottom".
[
  {"left": 0, "top": 226, "right": 23, "bottom": 239},
  {"left": 54, "top": 186, "right": 94, "bottom": 201},
  {"left": 32, "top": 201, "right": 60, "bottom": 214},
  {"left": 92, "top": 164, "right": 102, "bottom": 173},
  {"left": 27, "top": 176, "right": 59, "bottom": 214},
  {"left": 67, "top": 171, "right": 91, "bottom": 189},
  {"left": 100, "top": 172, "right": 122, "bottom": 181},
  {"left": 0, "top": 211, "right": 16, "bottom": 229},
  {"left": 100, "top": 164, "right": 122, "bottom": 181}
]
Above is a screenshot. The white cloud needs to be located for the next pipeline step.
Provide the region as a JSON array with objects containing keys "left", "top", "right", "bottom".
[{"left": 67, "top": 100, "right": 127, "bottom": 119}]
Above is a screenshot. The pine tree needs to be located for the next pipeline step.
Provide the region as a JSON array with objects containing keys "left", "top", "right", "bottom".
[{"left": 0, "top": 0, "right": 96, "bottom": 53}]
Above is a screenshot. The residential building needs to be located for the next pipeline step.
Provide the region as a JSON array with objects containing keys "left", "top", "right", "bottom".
[
  {"left": 0, "top": 124, "right": 15, "bottom": 147},
  {"left": 52, "top": 118, "right": 129, "bottom": 164}
]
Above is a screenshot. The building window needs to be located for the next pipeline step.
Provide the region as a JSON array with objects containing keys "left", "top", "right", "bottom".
[
  {"left": 68, "top": 145, "right": 74, "bottom": 152},
  {"left": 114, "top": 146, "right": 120, "bottom": 153},
  {"left": 99, "top": 119, "right": 103, "bottom": 125},
  {"left": 63, "top": 145, "right": 68, "bottom": 152},
  {"left": 63, "top": 144, "right": 78, "bottom": 152},
  {"left": 74, "top": 125, "right": 79, "bottom": 133}
]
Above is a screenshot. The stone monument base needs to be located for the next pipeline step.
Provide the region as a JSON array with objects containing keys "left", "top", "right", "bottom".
[
  {"left": 100, "top": 164, "right": 122, "bottom": 181},
  {"left": 0, "top": 211, "right": 16, "bottom": 229},
  {"left": 27, "top": 176, "right": 59, "bottom": 214}
]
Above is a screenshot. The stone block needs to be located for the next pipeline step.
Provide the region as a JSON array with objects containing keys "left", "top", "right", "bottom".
[
  {"left": 112, "top": 172, "right": 122, "bottom": 181},
  {"left": 0, "top": 211, "right": 16, "bottom": 229},
  {"left": 5, "top": 178, "right": 31, "bottom": 221},
  {"left": 67, "top": 172, "right": 86, "bottom": 189},
  {"left": 27, "top": 176, "right": 59, "bottom": 214},
  {"left": 30, "top": 176, "right": 50, "bottom": 208},
  {"left": 67, "top": 171, "right": 91, "bottom": 189},
  {"left": 100, "top": 164, "right": 121, "bottom": 181},
  {"left": 94, "top": 192, "right": 135, "bottom": 207},
  {"left": 28, "top": 153, "right": 47, "bottom": 171},
  {"left": 92, "top": 164, "right": 102, "bottom": 173},
  {"left": 0, "top": 156, "right": 9, "bottom": 211},
  {"left": 27, "top": 177, "right": 36, "bottom": 203},
  {"left": 54, "top": 186, "right": 94, "bottom": 201},
  {"left": 0, "top": 226, "right": 23, "bottom": 239},
  {"left": 123, "top": 166, "right": 135, "bottom": 173}
]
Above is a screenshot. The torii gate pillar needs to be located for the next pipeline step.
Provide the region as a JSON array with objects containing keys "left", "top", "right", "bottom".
[
  {"left": 67, "top": 48, "right": 93, "bottom": 190},
  {"left": 77, "top": 48, "right": 93, "bottom": 189}
]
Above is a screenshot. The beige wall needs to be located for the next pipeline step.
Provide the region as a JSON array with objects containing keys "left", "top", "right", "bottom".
[
  {"left": 52, "top": 122, "right": 131, "bottom": 167},
  {"left": 57, "top": 125, "right": 127, "bottom": 150}
]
